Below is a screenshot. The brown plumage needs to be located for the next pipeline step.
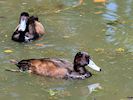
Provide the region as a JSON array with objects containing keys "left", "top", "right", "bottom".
[
  {"left": 12, "top": 52, "right": 101, "bottom": 79},
  {"left": 12, "top": 12, "right": 46, "bottom": 43}
]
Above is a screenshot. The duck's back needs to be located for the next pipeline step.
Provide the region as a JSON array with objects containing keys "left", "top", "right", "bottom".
[
  {"left": 20, "top": 58, "right": 73, "bottom": 78},
  {"left": 50, "top": 58, "right": 73, "bottom": 70}
]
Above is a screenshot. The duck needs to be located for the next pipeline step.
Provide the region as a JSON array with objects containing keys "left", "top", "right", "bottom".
[
  {"left": 11, "top": 52, "right": 101, "bottom": 79},
  {"left": 12, "top": 12, "right": 46, "bottom": 42}
]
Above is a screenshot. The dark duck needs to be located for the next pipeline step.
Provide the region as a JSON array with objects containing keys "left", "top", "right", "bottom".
[
  {"left": 11, "top": 52, "right": 101, "bottom": 79},
  {"left": 12, "top": 12, "right": 45, "bottom": 42}
]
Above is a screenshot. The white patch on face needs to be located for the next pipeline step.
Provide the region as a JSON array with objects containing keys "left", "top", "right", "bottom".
[
  {"left": 18, "top": 19, "right": 27, "bottom": 31},
  {"left": 87, "top": 59, "right": 101, "bottom": 72}
]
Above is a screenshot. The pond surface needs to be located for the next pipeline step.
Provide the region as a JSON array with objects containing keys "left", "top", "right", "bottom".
[{"left": 0, "top": 0, "right": 133, "bottom": 100}]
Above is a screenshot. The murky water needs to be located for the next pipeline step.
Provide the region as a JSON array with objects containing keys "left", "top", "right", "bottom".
[{"left": 0, "top": 0, "right": 133, "bottom": 100}]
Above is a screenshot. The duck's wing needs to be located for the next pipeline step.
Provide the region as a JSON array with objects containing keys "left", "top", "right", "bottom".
[
  {"left": 35, "top": 21, "right": 46, "bottom": 35},
  {"left": 50, "top": 58, "right": 73, "bottom": 71}
]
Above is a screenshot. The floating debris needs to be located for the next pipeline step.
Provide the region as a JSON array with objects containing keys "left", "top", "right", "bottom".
[
  {"left": 93, "top": 0, "right": 107, "bottom": 3},
  {"left": 48, "top": 89, "right": 57, "bottom": 96},
  {"left": 87, "top": 83, "right": 102, "bottom": 94},
  {"left": 63, "top": 35, "right": 70, "bottom": 39},
  {"left": 79, "top": 0, "right": 84, "bottom": 5},
  {"left": 4, "top": 50, "right": 13, "bottom": 53},
  {"left": 94, "top": 11, "right": 103, "bottom": 14},
  {"left": 94, "top": 48, "right": 104, "bottom": 52},
  {"left": 35, "top": 43, "right": 44, "bottom": 47},
  {"left": 115, "top": 48, "right": 125, "bottom": 53}
]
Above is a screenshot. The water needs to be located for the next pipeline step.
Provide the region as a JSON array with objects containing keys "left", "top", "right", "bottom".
[{"left": 0, "top": 0, "right": 133, "bottom": 100}]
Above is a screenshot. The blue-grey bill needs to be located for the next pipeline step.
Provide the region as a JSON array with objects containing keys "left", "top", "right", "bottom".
[{"left": 87, "top": 59, "right": 101, "bottom": 71}]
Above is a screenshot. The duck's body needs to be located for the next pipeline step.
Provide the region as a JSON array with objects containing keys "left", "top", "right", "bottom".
[
  {"left": 17, "top": 58, "right": 73, "bottom": 78},
  {"left": 12, "top": 52, "right": 101, "bottom": 79},
  {"left": 12, "top": 12, "right": 45, "bottom": 43}
]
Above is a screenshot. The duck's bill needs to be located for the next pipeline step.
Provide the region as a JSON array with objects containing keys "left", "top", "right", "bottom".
[
  {"left": 87, "top": 59, "right": 101, "bottom": 72},
  {"left": 18, "top": 18, "right": 27, "bottom": 31}
]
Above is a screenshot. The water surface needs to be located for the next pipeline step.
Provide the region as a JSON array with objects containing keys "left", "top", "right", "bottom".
[{"left": 0, "top": 0, "right": 133, "bottom": 100}]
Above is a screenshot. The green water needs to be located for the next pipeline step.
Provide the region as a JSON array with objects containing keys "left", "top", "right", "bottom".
[{"left": 0, "top": 0, "right": 133, "bottom": 100}]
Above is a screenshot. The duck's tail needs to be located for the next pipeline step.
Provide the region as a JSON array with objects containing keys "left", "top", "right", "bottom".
[
  {"left": 5, "top": 60, "right": 20, "bottom": 72},
  {"left": 10, "top": 59, "right": 18, "bottom": 65}
]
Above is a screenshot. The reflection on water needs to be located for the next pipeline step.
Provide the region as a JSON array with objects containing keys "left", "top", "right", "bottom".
[
  {"left": 0, "top": 0, "right": 133, "bottom": 100},
  {"left": 104, "top": 0, "right": 133, "bottom": 52},
  {"left": 103, "top": 2, "right": 118, "bottom": 20}
]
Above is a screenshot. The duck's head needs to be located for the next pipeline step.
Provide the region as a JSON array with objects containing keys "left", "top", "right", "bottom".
[
  {"left": 74, "top": 52, "right": 101, "bottom": 72},
  {"left": 18, "top": 12, "right": 29, "bottom": 31},
  {"left": 28, "top": 16, "right": 38, "bottom": 24}
]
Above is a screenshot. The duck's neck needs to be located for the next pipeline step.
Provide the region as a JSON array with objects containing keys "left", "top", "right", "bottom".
[{"left": 74, "top": 65, "right": 87, "bottom": 75}]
